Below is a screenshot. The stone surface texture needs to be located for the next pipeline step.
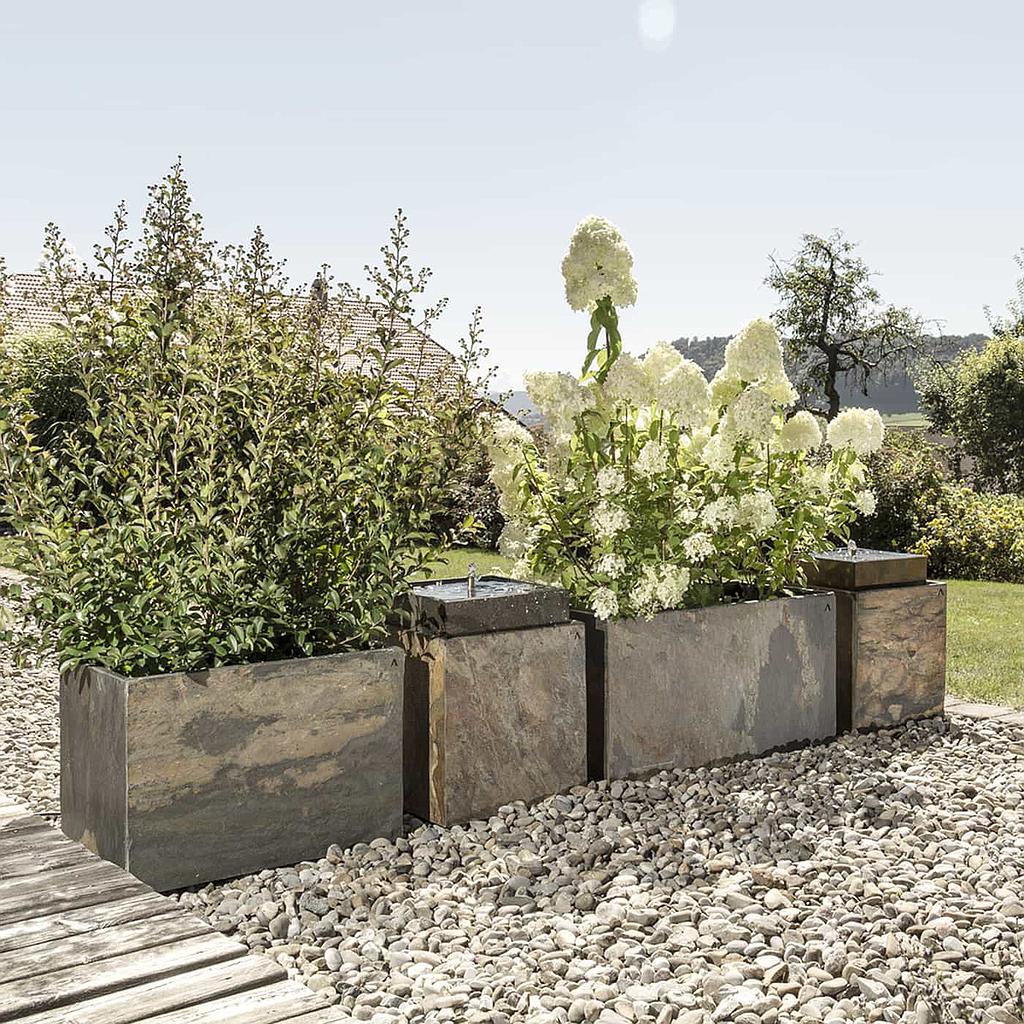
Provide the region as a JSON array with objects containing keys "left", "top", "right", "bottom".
[
  {"left": 582, "top": 592, "right": 837, "bottom": 780},
  {"left": 836, "top": 582, "right": 947, "bottom": 731},
  {"left": 403, "top": 622, "right": 587, "bottom": 826},
  {"left": 61, "top": 648, "right": 404, "bottom": 891}
]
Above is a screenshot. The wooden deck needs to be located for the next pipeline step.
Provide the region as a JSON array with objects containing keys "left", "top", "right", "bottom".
[{"left": 0, "top": 794, "right": 349, "bottom": 1023}]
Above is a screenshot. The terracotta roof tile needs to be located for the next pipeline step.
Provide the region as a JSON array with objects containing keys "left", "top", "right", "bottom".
[{"left": 2, "top": 272, "right": 458, "bottom": 383}]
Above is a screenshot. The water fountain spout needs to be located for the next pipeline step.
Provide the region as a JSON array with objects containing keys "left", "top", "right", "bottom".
[{"left": 467, "top": 563, "right": 477, "bottom": 598}]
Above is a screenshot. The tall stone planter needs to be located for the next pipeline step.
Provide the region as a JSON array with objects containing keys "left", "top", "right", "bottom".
[
  {"left": 60, "top": 648, "right": 403, "bottom": 891},
  {"left": 804, "top": 549, "right": 946, "bottom": 731},
  {"left": 396, "top": 576, "right": 587, "bottom": 826},
  {"left": 575, "top": 591, "right": 837, "bottom": 781}
]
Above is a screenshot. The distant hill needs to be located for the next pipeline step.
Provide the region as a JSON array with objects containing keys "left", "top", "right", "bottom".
[{"left": 672, "top": 333, "right": 988, "bottom": 413}]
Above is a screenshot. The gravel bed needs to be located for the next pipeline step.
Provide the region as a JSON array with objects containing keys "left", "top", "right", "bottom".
[
  {"left": 175, "top": 717, "right": 1024, "bottom": 1024},
  {"left": 0, "top": 579, "right": 59, "bottom": 819}
]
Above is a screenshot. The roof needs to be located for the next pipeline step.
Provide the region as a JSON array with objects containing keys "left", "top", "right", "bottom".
[{"left": 1, "top": 272, "right": 458, "bottom": 383}]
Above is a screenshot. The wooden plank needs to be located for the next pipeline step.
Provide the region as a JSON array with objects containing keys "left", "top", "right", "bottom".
[
  {"left": 10, "top": 951, "right": 287, "bottom": 1024},
  {"left": 0, "top": 815, "right": 53, "bottom": 844},
  {"left": 0, "top": 910, "right": 213, "bottom": 983},
  {"left": 0, "top": 891, "right": 178, "bottom": 955},
  {"left": 130, "top": 981, "right": 330, "bottom": 1024},
  {"left": 0, "top": 932, "right": 249, "bottom": 1021},
  {"left": 0, "top": 856, "right": 132, "bottom": 896},
  {"left": 0, "top": 868, "right": 149, "bottom": 924},
  {"left": 0, "top": 841, "right": 95, "bottom": 880}
]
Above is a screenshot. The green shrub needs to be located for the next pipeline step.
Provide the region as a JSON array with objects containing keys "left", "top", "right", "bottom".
[
  {"left": 914, "top": 487, "right": 1024, "bottom": 583},
  {"left": 852, "top": 431, "right": 946, "bottom": 552},
  {"left": 917, "top": 335, "right": 1024, "bottom": 493},
  {"left": 0, "top": 166, "right": 489, "bottom": 676}
]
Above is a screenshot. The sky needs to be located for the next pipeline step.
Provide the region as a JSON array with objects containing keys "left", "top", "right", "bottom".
[{"left": 2, "top": 0, "right": 1023, "bottom": 389}]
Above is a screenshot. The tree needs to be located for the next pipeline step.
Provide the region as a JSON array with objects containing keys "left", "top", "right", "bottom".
[
  {"left": 917, "top": 336, "right": 1024, "bottom": 493},
  {"left": 986, "top": 248, "right": 1024, "bottom": 340},
  {"left": 766, "top": 231, "right": 925, "bottom": 419}
]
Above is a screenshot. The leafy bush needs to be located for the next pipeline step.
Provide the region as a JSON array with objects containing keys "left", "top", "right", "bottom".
[
  {"left": 917, "top": 335, "right": 1024, "bottom": 493},
  {"left": 430, "top": 443, "right": 504, "bottom": 550},
  {"left": 488, "top": 218, "right": 883, "bottom": 619},
  {"left": 0, "top": 166, "right": 489, "bottom": 676},
  {"left": 852, "top": 431, "right": 946, "bottom": 552},
  {"left": 914, "top": 488, "right": 1024, "bottom": 583},
  {"left": 0, "top": 328, "right": 84, "bottom": 450}
]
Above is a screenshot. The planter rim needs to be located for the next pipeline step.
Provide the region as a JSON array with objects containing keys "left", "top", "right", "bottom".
[
  {"left": 63, "top": 644, "right": 402, "bottom": 685},
  {"left": 571, "top": 586, "right": 831, "bottom": 623}
]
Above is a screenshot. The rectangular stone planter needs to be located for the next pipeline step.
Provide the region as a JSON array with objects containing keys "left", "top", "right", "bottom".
[
  {"left": 805, "top": 550, "right": 946, "bottom": 731},
  {"left": 575, "top": 591, "right": 837, "bottom": 780},
  {"left": 400, "top": 578, "right": 587, "bottom": 826},
  {"left": 60, "top": 648, "right": 403, "bottom": 891}
]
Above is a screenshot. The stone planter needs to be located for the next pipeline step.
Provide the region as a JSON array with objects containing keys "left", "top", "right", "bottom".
[
  {"left": 574, "top": 591, "right": 837, "bottom": 780},
  {"left": 60, "top": 648, "right": 403, "bottom": 891},
  {"left": 397, "top": 577, "right": 587, "bottom": 826},
  {"left": 805, "top": 549, "right": 946, "bottom": 731}
]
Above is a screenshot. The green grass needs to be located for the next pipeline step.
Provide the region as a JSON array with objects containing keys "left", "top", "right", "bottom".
[
  {"left": 418, "top": 546, "right": 515, "bottom": 580},
  {"left": 945, "top": 579, "right": 1024, "bottom": 708},
  {"left": 882, "top": 411, "right": 929, "bottom": 429}
]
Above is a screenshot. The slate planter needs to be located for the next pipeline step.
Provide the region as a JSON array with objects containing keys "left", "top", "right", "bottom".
[
  {"left": 60, "top": 648, "right": 403, "bottom": 891},
  {"left": 805, "top": 549, "right": 946, "bottom": 731},
  {"left": 575, "top": 591, "right": 837, "bottom": 781},
  {"left": 399, "top": 578, "right": 587, "bottom": 826}
]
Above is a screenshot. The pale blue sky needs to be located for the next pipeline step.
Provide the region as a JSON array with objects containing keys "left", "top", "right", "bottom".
[{"left": 3, "top": 1, "right": 1021, "bottom": 387}]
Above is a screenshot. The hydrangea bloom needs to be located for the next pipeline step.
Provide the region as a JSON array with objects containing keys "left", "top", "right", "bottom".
[
  {"left": 702, "top": 495, "right": 738, "bottom": 530},
  {"left": 658, "top": 360, "right": 712, "bottom": 428},
  {"left": 701, "top": 433, "right": 735, "bottom": 474},
  {"left": 725, "top": 385, "right": 776, "bottom": 443},
  {"left": 710, "top": 368, "right": 744, "bottom": 407},
  {"left": 826, "top": 407, "right": 885, "bottom": 456},
  {"left": 854, "top": 490, "right": 877, "bottom": 516},
  {"left": 596, "top": 466, "right": 625, "bottom": 496},
  {"left": 561, "top": 216, "right": 638, "bottom": 312},
  {"left": 630, "top": 565, "right": 689, "bottom": 618},
  {"left": 601, "top": 352, "right": 650, "bottom": 406},
  {"left": 723, "top": 318, "right": 785, "bottom": 383},
  {"left": 777, "top": 410, "right": 823, "bottom": 452},
  {"left": 485, "top": 415, "right": 533, "bottom": 492},
  {"left": 635, "top": 439, "right": 670, "bottom": 478},
  {"left": 737, "top": 489, "right": 779, "bottom": 534},
  {"left": 595, "top": 553, "right": 627, "bottom": 578},
  {"left": 591, "top": 586, "right": 620, "bottom": 620},
  {"left": 642, "top": 341, "right": 683, "bottom": 383},
  {"left": 682, "top": 532, "right": 714, "bottom": 562},
  {"left": 524, "top": 370, "right": 591, "bottom": 436},
  {"left": 759, "top": 373, "right": 798, "bottom": 407},
  {"left": 592, "top": 501, "right": 629, "bottom": 539},
  {"left": 655, "top": 566, "right": 691, "bottom": 609}
]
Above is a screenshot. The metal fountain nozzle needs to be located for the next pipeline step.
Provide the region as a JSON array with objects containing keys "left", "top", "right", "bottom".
[
  {"left": 466, "top": 563, "right": 477, "bottom": 597},
  {"left": 847, "top": 539, "right": 858, "bottom": 559}
]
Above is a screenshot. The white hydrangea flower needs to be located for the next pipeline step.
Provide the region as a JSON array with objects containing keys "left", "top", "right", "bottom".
[
  {"left": 592, "top": 501, "right": 629, "bottom": 539},
  {"left": 629, "top": 565, "right": 660, "bottom": 618},
  {"left": 826, "top": 407, "right": 885, "bottom": 456},
  {"left": 759, "top": 373, "right": 798, "bottom": 407},
  {"left": 701, "top": 433, "right": 735, "bottom": 474},
  {"left": 635, "top": 439, "right": 670, "bottom": 478},
  {"left": 658, "top": 359, "right": 712, "bottom": 429},
  {"left": 655, "top": 566, "right": 691, "bottom": 610},
  {"left": 601, "top": 352, "right": 650, "bottom": 406},
  {"left": 854, "top": 489, "right": 877, "bottom": 516},
  {"left": 486, "top": 414, "right": 533, "bottom": 493},
  {"left": 595, "top": 552, "right": 627, "bottom": 578},
  {"left": 524, "top": 370, "right": 591, "bottom": 436},
  {"left": 702, "top": 495, "right": 738, "bottom": 531},
  {"left": 725, "top": 385, "right": 776, "bottom": 443},
  {"left": 591, "top": 586, "right": 620, "bottom": 620},
  {"left": 676, "top": 504, "right": 699, "bottom": 526},
  {"left": 737, "top": 489, "right": 779, "bottom": 534},
  {"left": 497, "top": 516, "right": 534, "bottom": 561},
  {"left": 561, "top": 216, "right": 638, "bottom": 312},
  {"left": 710, "top": 367, "right": 745, "bottom": 407},
  {"left": 777, "top": 410, "right": 823, "bottom": 452},
  {"left": 596, "top": 465, "right": 625, "bottom": 496},
  {"left": 723, "top": 318, "right": 785, "bottom": 383},
  {"left": 642, "top": 341, "right": 683, "bottom": 384},
  {"left": 682, "top": 532, "right": 714, "bottom": 563}
]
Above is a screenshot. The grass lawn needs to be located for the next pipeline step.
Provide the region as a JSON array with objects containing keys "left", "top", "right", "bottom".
[
  {"left": 882, "top": 412, "right": 930, "bottom": 429},
  {"left": 945, "top": 579, "right": 1024, "bottom": 708},
  {"left": 419, "top": 546, "right": 515, "bottom": 580}
]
